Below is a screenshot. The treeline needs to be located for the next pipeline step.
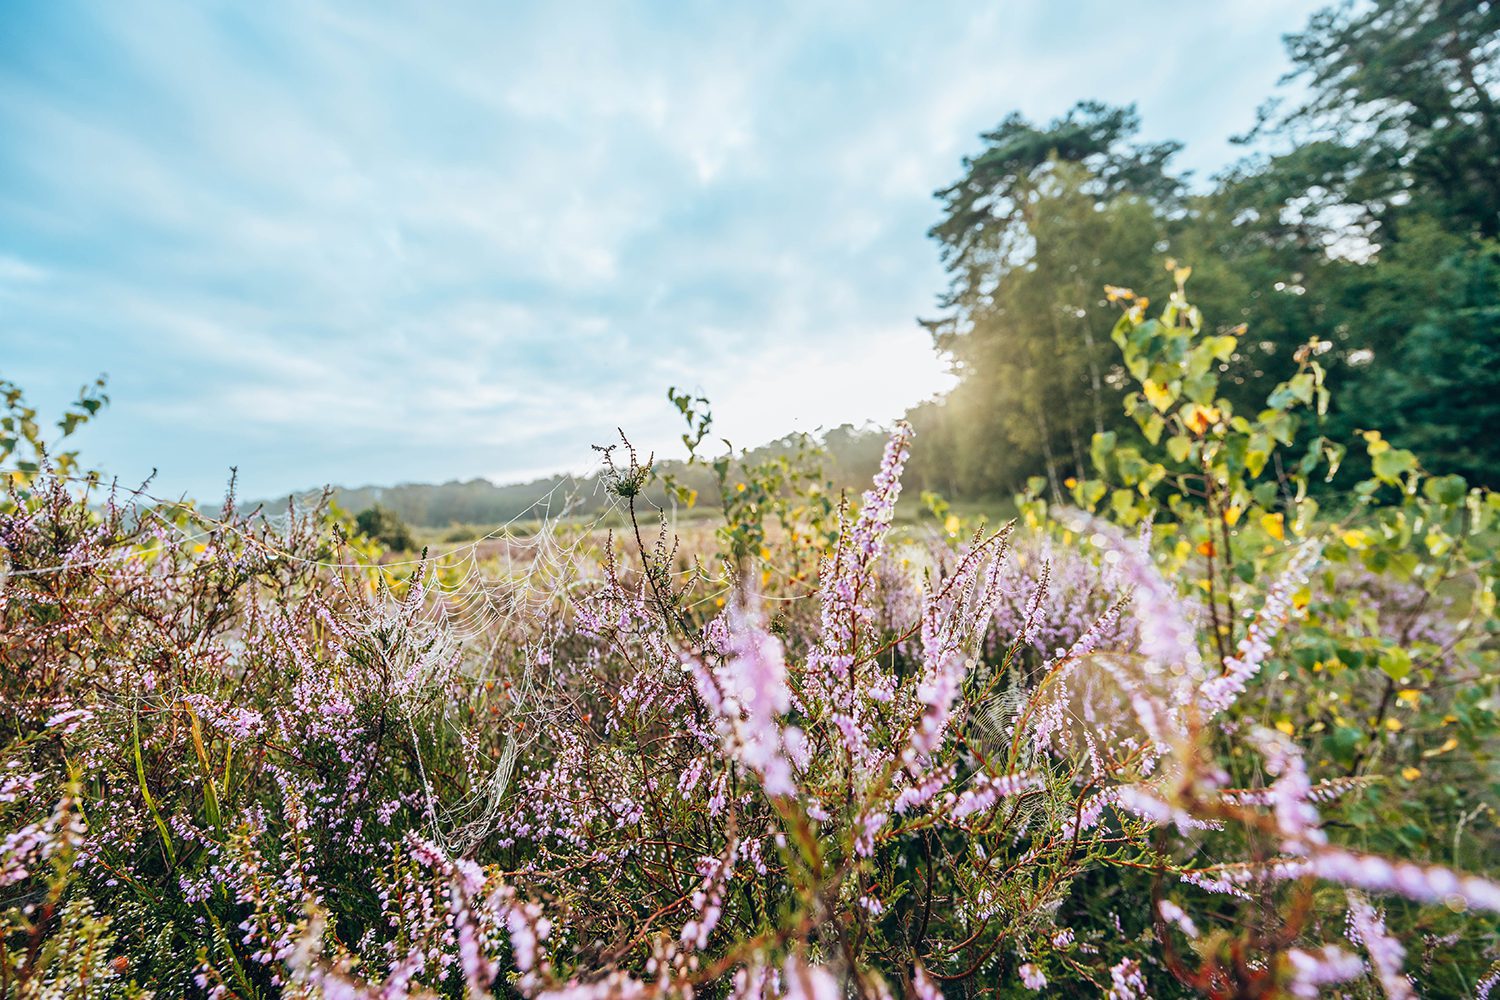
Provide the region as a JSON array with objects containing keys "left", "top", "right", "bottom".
[
  {"left": 906, "top": 0, "right": 1500, "bottom": 499},
  {"left": 322, "top": 425, "right": 889, "bottom": 529}
]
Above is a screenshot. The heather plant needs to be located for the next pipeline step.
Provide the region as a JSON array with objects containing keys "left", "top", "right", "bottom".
[{"left": 2, "top": 276, "right": 1498, "bottom": 999}]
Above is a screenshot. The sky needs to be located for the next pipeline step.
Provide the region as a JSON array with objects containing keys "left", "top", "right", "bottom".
[{"left": 0, "top": 1, "right": 1320, "bottom": 500}]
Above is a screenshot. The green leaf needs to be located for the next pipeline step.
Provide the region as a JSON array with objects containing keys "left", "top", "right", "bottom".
[
  {"left": 1115, "top": 447, "right": 1148, "bottom": 485},
  {"left": 1090, "top": 432, "right": 1117, "bottom": 476},
  {"left": 1077, "top": 479, "right": 1107, "bottom": 510},
  {"left": 1422, "top": 474, "right": 1467, "bottom": 506},
  {"left": 1141, "top": 412, "right": 1164, "bottom": 445},
  {"left": 1378, "top": 648, "right": 1412, "bottom": 682},
  {"left": 1372, "top": 448, "right": 1416, "bottom": 485}
]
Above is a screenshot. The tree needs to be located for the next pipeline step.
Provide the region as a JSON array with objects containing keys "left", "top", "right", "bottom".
[
  {"left": 922, "top": 103, "right": 1180, "bottom": 496},
  {"left": 1342, "top": 220, "right": 1500, "bottom": 485},
  {"left": 354, "top": 504, "right": 416, "bottom": 552},
  {"left": 1213, "top": 0, "right": 1500, "bottom": 482},
  {"left": 1264, "top": 0, "right": 1500, "bottom": 240}
]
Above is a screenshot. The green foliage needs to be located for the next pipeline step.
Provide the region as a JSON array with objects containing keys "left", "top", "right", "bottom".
[
  {"left": 0, "top": 374, "right": 108, "bottom": 503},
  {"left": 921, "top": 1, "right": 1500, "bottom": 495},
  {"left": 354, "top": 504, "right": 417, "bottom": 552},
  {"left": 924, "top": 115, "right": 1173, "bottom": 495},
  {"left": 1271, "top": 0, "right": 1500, "bottom": 241},
  {"left": 661, "top": 389, "right": 836, "bottom": 572}
]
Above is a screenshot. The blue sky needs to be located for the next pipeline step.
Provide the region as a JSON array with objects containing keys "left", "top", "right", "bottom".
[{"left": 0, "top": 1, "right": 1318, "bottom": 500}]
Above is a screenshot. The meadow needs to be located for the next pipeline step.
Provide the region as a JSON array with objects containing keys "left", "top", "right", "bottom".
[{"left": 3, "top": 279, "right": 1497, "bottom": 998}]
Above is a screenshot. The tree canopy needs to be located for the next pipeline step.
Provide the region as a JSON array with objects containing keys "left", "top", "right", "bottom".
[{"left": 915, "top": 0, "right": 1500, "bottom": 497}]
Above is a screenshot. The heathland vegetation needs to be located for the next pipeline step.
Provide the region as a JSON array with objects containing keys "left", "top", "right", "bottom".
[{"left": 3, "top": 1, "right": 1499, "bottom": 997}]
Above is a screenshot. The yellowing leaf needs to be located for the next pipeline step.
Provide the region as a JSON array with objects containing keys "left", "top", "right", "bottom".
[
  {"left": 1384, "top": 717, "right": 1403, "bottom": 733},
  {"left": 1423, "top": 737, "right": 1459, "bottom": 758},
  {"left": 1143, "top": 380, "right": 1175, "bottom": 413},
  {"left": 1401, "top": 767, "right": 1421, "bottom": 781},
  {"left": 1223, "top": 504, "right": 1243, "bottom": 527},
  {"left": 1275, "top": 719, "right": 1295, "bottom": 736},
  {"left": 1396, "top": 689, "right": 1421, "bottom": 706},
  {"left": 1183, "top": 403, "right": 1221, "bottom": 435},
  {"left": 943, "top": 514, "right": 961, "bottom": 536},
  {"left": 1362, "top": 429, "right": 1389, "bottom": 455},
  {"left": 1260, "top": 512, "right": 1285, "bottom": 540},
  {"left": 1292, "top": 586, "right": 1311, "bottom": 610}
]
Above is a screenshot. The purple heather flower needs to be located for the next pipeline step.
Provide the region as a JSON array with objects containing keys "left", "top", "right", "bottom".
[
  {"left": 1018, "top": 962, "right": 1047, "bottom": 990},
  {"left": 1199, "top": 544, "right": 1319, "bottom": 717},
  {"left": 946, "top": 772, "right": 1042, "bottom": 821},
  {"left": 1346, "top": 892, "right": 1414, "bottom": 1000},
  {"left": 912, "top": 962, "right": 943, "bottom": 1000},
  {"left": 1284, "top": 945, "right": 1364, "bottom": 998},
  {"left": 1106, "top": 957, "right": 1148, "bottom": 999}
]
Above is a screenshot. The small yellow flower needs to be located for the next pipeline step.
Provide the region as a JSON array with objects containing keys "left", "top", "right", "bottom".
[
  {"left": 1275, "top": 719, "right": 1295, "bottom": 736},
  {"left": 1401, "top": 766, "right": 1421, "bottom": 781},
  {"left": 1384, "top": 717, "right": 1403, "bottom": 733}
]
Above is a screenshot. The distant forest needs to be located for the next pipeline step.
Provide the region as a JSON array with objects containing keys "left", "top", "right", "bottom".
[
  {"left": 321, "top": 425, "right": 889, "bottom": 529},
  {"left": 314, "top": 0, "right": 1497, "bottom": 528}
]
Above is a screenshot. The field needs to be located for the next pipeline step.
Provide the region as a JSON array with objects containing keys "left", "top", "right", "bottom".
[{"left": 3, "top": 282, "right": 1498, "bottom": 999}]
